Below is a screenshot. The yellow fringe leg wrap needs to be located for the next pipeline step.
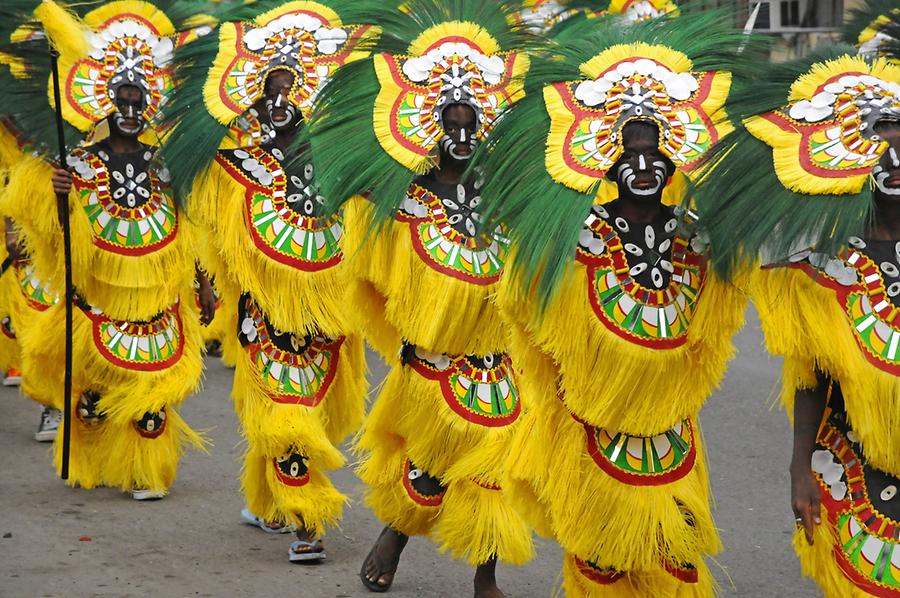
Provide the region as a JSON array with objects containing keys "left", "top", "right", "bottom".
[
  {"left": 101, "top": 406, "right": 205, "bottom": 494},
  {"left": 375, "top": 359, "right": 521, "bottom": 482},
  {"left": 792, "top": 509, "right": 896, "bottom": 598},
  {"left": 355, "top": 354, "right": 533, "bottom": 564},
  {"left": 73, "top": 298, "right": 205, "bottom": 424},
  {"left": 241, "top": 445, "right": 348, "bottom": 537},
  {"left": 357, "top": 435, "right": 443, "bottom": 538},
  {"left": 434, "top": 478, "right": 534, "bottom": 566},
  {"left": 231, "top": 331, "right": 366, "bottom": 534},
  {"left": 0, "top": 265, "right": 21, "bottom": 373},
  {"left": 52, "top": 403, "right": 109, "bottom": 489},
  {"left": 18, "top": 302, "right": 65, "bottom": 409},
  {"left": 562, "top": 553, "right": 715, "bottom": 598},
  {"left": 351, "top": 279, "right": 401, "bottom": 362},
  {"left": 514, "top": 388, "right": 719, "bottom": 572},
  {"left": 505, "top": 410, "right": 556, "bottom": 539}
]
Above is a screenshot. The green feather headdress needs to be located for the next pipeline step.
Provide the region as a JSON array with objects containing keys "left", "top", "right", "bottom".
[
  {"left": 305, "top": 0, "right": 533, "bottom": 224},
  {"left": 159, "top": 0, "right": 372, "bottom": 200},
  {"left": 695, "top": 48, "right": 900, "bottom": 278},
  {"left": 476, "top": 10, "right": 754, "bottom": 298}
]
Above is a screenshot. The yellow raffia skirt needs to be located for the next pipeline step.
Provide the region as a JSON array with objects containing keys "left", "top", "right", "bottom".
[
  {"left": 356, "top": 345, "right": 533, "bottom": 567},
  {"left": 232, "top": 300, "right": 366, "bottom": 536},
  {"left": 27, "top": 294, "right": 205, "bottom": 492},
  {"left": 506, "top": 341, "right": 718, "bottom": 586},
  {"left": 0, "top": 257, "right": 21, "bottom": 374},
  {"left": 562, "top": 552, "right": 715, "bottom": 598}
]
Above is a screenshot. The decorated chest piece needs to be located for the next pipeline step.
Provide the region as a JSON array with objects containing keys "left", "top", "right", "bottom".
[
  {"left": 69, "top": 146, "right": 163, "bottom": 209},
  {"left": 204, "top": 2, "right": 372, "bottom": 128},
  {"left": 543, "top": 44, "right": 732, "bottom": 193},
  {"left": 746, "top": 56, "right": 900, "bottom": 196}
]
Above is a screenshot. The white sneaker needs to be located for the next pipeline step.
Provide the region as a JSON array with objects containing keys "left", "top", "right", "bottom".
[
  {"left": 35, "top": 407, "right": 61, "bottom": 442},
  {"left": 132, "top": 489, "right": 166, "bottom": 501}
]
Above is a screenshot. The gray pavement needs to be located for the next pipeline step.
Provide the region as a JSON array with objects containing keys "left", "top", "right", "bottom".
[{"left": 1, "top": 307, "right": 821, "bottom": 597}]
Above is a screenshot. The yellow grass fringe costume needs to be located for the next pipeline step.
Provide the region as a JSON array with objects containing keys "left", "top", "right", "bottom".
[
  {"left": 754, "top": 262, "right": 900, "bottom": 597},
  {"left": 299, "top": 1, "right": 538, "bottom": 568},
  {"left": 185, "top": 149, "right": 367, "bottom": 534}
]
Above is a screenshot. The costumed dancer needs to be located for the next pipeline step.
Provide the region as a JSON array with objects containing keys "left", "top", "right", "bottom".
[
  {"left": 160, "top": 0, "right": 371, "bottom": 561},
  {"left": 0, "top": 0, "right": 214, "bottom": 499},
  {"left": 0, "top": 117, "right": 62, "bottom": 442},
  {"left": 305, "top": 1, "right": 533, "bottom": 594},
  {"left": 476, "top": 13, "right": 750, "bottom": 596},
  {"left": 696, "top": 35, "right": 900, "bottom": 597},
  {"left": 0, "top": 2, "right": 63, "bottom": 441}
]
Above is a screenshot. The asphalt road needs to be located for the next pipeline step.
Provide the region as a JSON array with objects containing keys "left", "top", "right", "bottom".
[{"left": 0, "top": 307, "right": 821, "bottom": 597}]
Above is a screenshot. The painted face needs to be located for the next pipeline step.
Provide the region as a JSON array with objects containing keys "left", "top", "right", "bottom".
[
  {"left": 110, "top": 85, "right": 146, "bottom": 137},
  {"left": 873, "top": 119, "right": 900, "bottom": 199},
  {"left": 439, "top": 104, "right": 477, "bottom": 164},
  {"left": 264, "top": 71, "right": 299, "bottom": 132},
  {"left": 610, "top": 121, "right": 673, "bottom": 203}
]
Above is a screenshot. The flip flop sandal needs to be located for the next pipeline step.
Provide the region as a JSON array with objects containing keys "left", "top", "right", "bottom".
[
  {"left": 288, "top": 539, "right": 326, "bottom": 563},
  {"left": 359, "top": 528, "right": 409, "bottom": 593},
  {"left": 241, "top": 507, "right": 294, "bottom": 534}
]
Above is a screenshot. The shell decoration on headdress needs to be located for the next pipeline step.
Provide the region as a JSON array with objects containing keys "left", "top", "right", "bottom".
[
  {"left": 202, "top": 1, "right": 373, "bottom": 126},
  {"left": 372, "top": 21, "right": 528, "bottom": 174},
  {"left": 745, "top": 55, "right": 900, "bottom": 196},
  {"left": 544, "top": 42, "right": 732, "bottom": 192},
  {"left": 41, "top": 0, "right": 184, "bottom": 135}
]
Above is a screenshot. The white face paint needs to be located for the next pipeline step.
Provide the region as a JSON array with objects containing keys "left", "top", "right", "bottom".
[
  {"left": 266, "top": 94, "right": 298, "bottom": 131},
  {"left": 112, "top": 97, "right": 146, "bottom": 136},
  {"left": 617, "top": 154, "right": 668, "bottom": 197},
  {"left": 440, "top": 130, "right": 476, "bottom": 162},
  {"left": 874, "top": 147, "right": 900, "bottom": 197}
]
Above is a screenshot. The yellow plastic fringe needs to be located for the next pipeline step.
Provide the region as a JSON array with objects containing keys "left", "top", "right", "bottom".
[
  {"left": 354, "top": 356, "right": 533, "bottom": 565},
  {"left": 434, "top": 478, "right": 534, "bottom": 566},
  {"left": 752, "top": 266, "right": 900, "bottom": 474},
  {"left": 340, "top": 195, "right": 403, "bottom": 360},
  {"left": 101, "top": 407, "right": 205, "bottom": 493},
  {"left": 0, "top": 156, "right": 65, "bottom": 291},
  {"left": 408, "top": 22, "right": 501, "bottom": 56},
  {"left": 0, "top": 261, "right": 21, "bottom": 374},
  {"left": 345, "top": 196, "right": 508, "bottom": 355},
  {"left": 52, "top": 416, "right": 108, "bottom": 490},
  {"left": 792, "top": 511, "right": 875, "bottom": 598},
  {"left": 357, "top": 437, "right": 444, "bottom": 537},
  {"left": 242, "top": 447, "right": 349, "bottom": 537},
  {"left": 189, "top": 162, "right": 358, "bottom": 337},
  {"left": 52, "top": 402, "right": 204, "bottom": 493},
  {"left": 232, "top": 331, "right": 366, "bottom": 533},
  {"left": 372, "top": 54, "right": 433, "bottom": 175},
  {"left": 368, "top": 359, "right": 520, "bottom": 484},
  {"left": 17, "top": 298, "right": 64, "bottom": 409},
  {"left": 562, "top": 553, "right": 714, "bottom": 598},
  {"left": 0, "top": 156, "right": 195, "bottom": 321},
  {"left": 497, "top": 259, "right": 747, "bottom": 436},
  {"left": 86, "top": 301, "right": 204, "bottom": 422},
  {"left": 506, "top": 371, "right": 720, "bottom": 572},
  {"left": 34, "top": 0, "right": 91, "bottom": 65}
]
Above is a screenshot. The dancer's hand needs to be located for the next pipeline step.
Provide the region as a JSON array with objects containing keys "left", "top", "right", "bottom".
[
  {"left": 51, "top": 168, "right": 73, "bottom": 196},
  {"left": 790, "top": 465, "right": 821, "bottom": 545},
  {"left": 197, "top": 271, "right": 216, "bottom": 326}
]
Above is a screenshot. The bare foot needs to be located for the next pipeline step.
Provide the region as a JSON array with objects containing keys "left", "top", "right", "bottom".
[
  {"left": 360, "top": 526, "right": 409, "bottom": 592},
  {"left": 474, "top": 558, "right": 506, "bottom": 598}
]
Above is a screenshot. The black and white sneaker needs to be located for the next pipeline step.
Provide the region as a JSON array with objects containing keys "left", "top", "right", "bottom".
[{"left": 35, "top": 406, "right": 61, "bottom": 442}]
